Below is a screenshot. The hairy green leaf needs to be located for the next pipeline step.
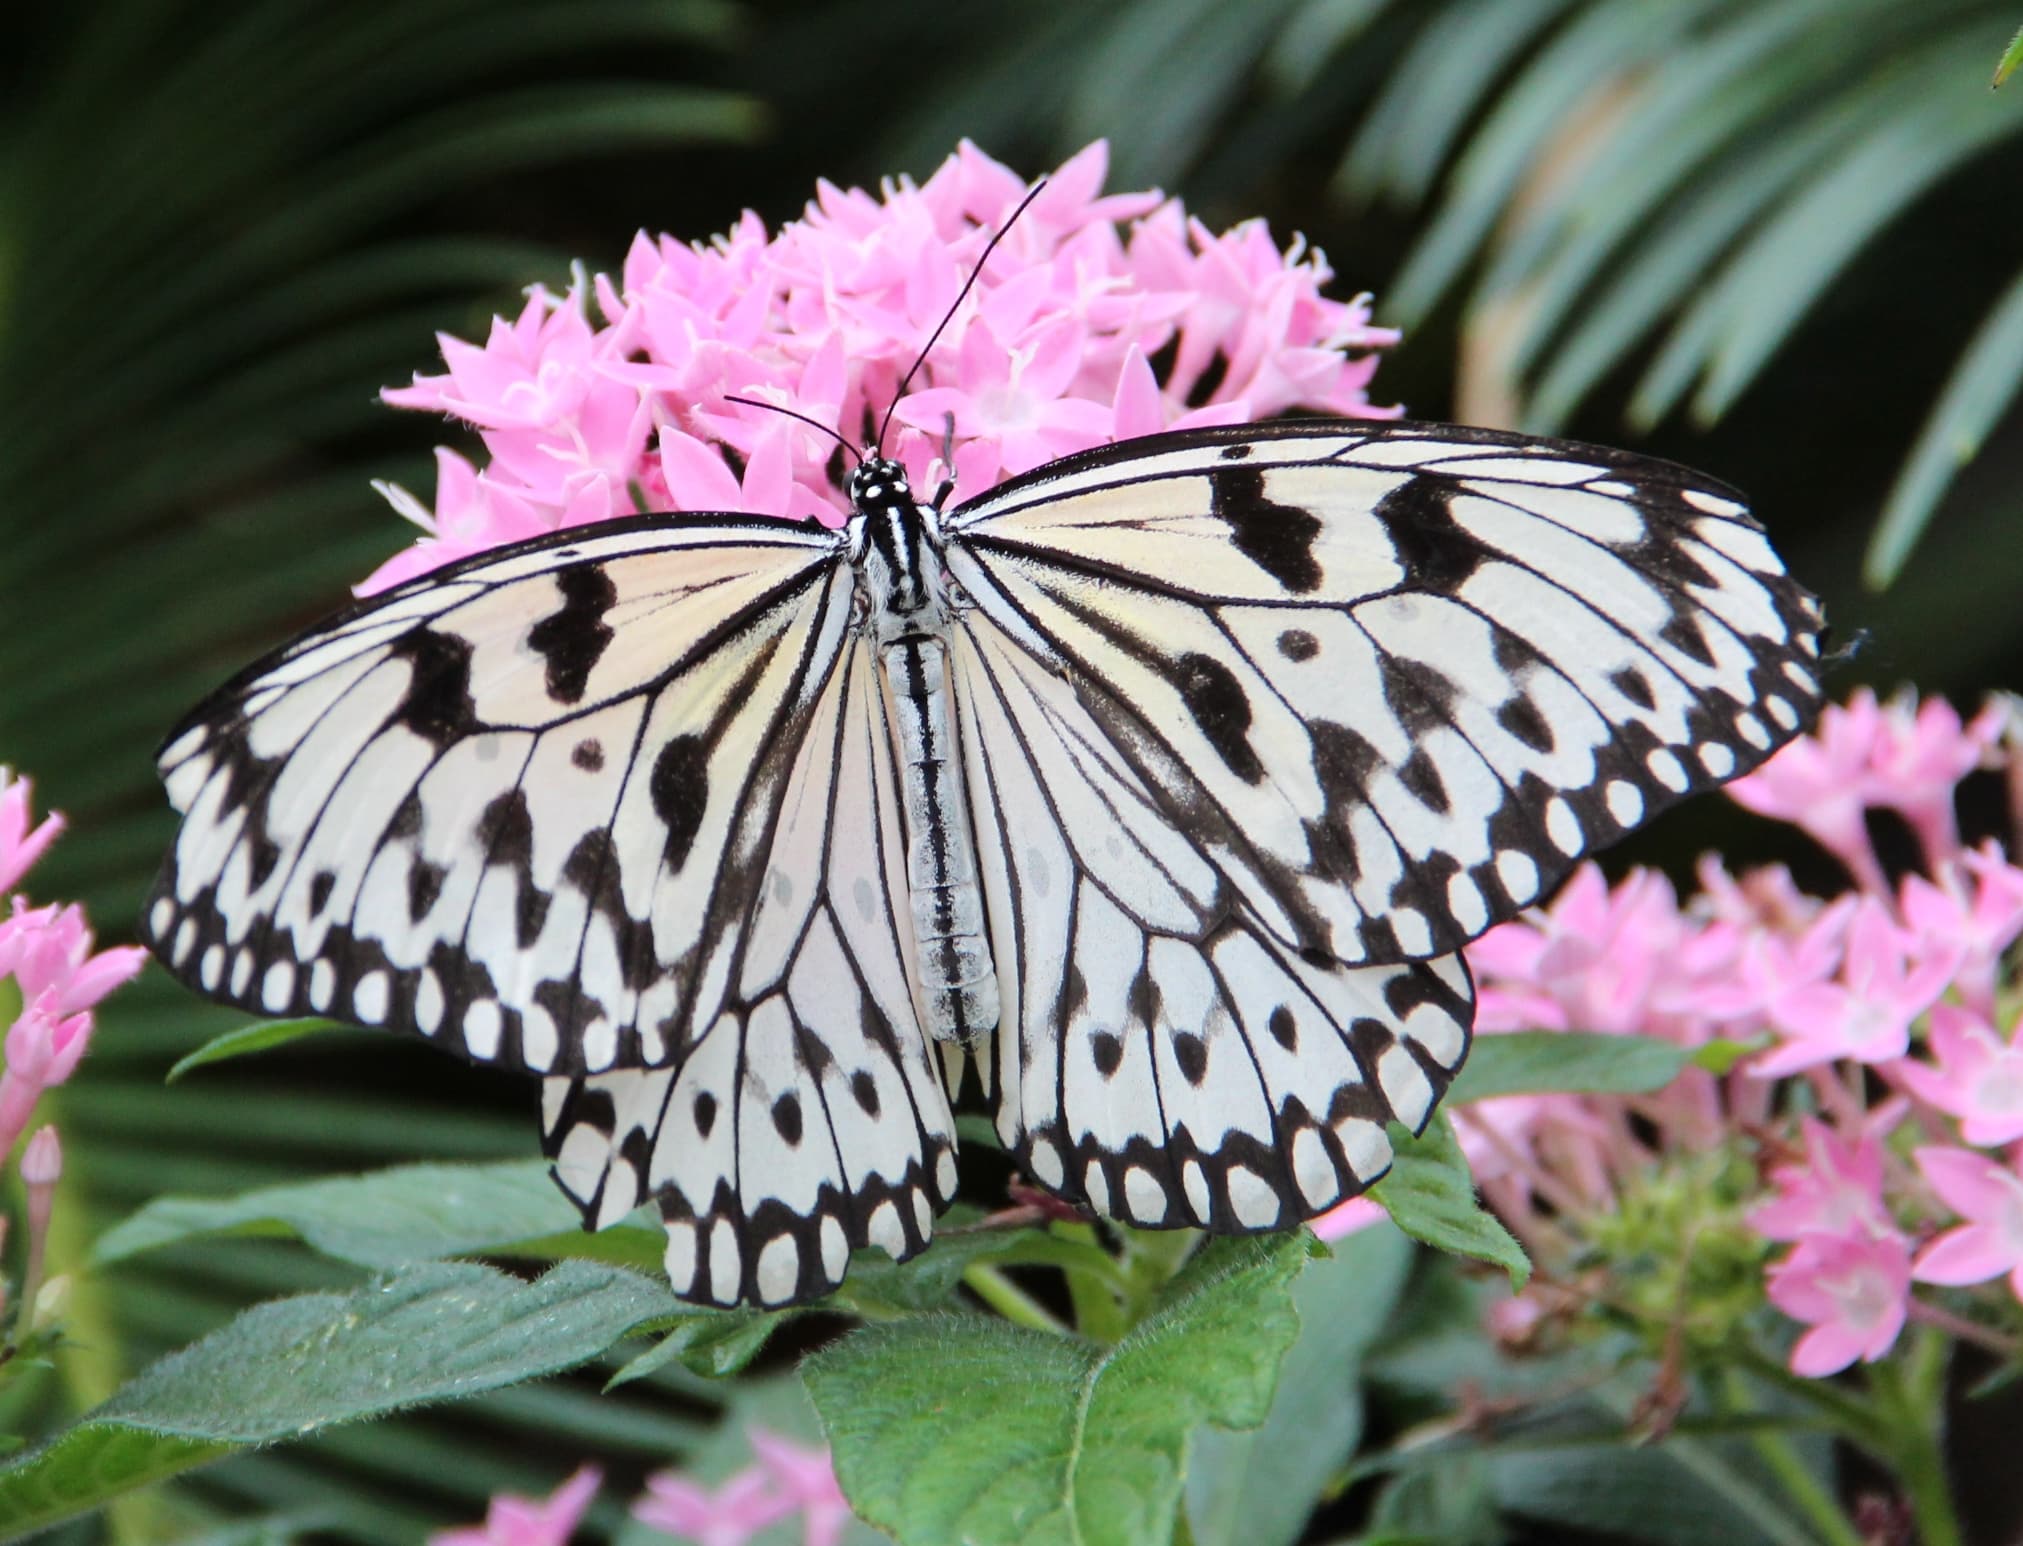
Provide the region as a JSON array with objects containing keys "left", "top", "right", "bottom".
[
  {"left": 90, "top": 1160, "right": 624, "bottom": 1269},
  {"left": 1371, "top": 1116, "right": 1528, "bottom": 1288},
  {"left": 803, "top": 1234, "right": 1311, "bottom": 1546},
  {"left": 0, "top": 1261, "right": 685, "bottom": 1537},
  {"left": 1188, "top": 1222, "right": 1415, "bottom": 1546},
  {"left": 1448, "top": 1030, "right": 1688, "bottom": 1104},
  {"left": 606, "top": 1309, "right": 790, "bottom": 1387}
]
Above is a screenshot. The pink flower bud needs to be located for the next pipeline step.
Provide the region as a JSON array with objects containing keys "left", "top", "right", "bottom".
[{"left": 20, "top": 1125, "right": 60, "bottom": 1187}]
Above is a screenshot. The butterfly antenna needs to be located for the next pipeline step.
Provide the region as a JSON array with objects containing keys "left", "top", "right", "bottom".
[
  {"left": 875, "top": 178, "right": 1049, "bottom": 455},
  {"left": 723, "top": 395, "right": 860, "bottom": 465}
]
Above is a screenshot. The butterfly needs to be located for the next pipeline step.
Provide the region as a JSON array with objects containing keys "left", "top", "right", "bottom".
[{"left": 139, "top": 403, "right": 1822, "bottom": 1308}]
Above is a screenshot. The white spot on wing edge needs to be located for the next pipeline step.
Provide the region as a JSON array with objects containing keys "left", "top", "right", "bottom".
[
  {"left": 819, "top": 1216, "right": 848, "bottom": 1280},
  {"left": 1290, "top": 1127, "right": 1338, "bottom": 1210},
  {"left": 707, "top": 1217, "right": 741, "bottom": 1304},
  {"left": 1225, "top": 1165, "right": 1281, "bottom": 1228},
  {"left": 464, "top": 1000, "right": 503, "bottom": 1060},
  {"left": 663, "top": 1220, "right": 698, "bottom": 1293},
  {"left": 1544, "top": 797, "right": 1582, "bottom": 856},
  {"left": 259, "top": 960, "right": 295, "bottom": 1013},
  {"left": 756, "top": 1236, "right": 799, "bottom": 1305},
  {"left": 353, "top": 969, "right": 390, "bottom": 1024},
  {"left": 867, "top": 1200, "right": 905, "bottom": 1259},
  {"left": 1682, "top": 488, "right": 1748, "bottom": 519},
  {"left": 1123, "top": 1166, "right": 1167, "bottom": 1223}
]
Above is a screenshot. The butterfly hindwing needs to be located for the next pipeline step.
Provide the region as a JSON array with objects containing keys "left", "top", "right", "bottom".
[
  {"left": 542, "top": 640, "right": 960, "bottom": 1306},
  {"left": 141, "top": 517, "right": 855, "bottom": 1078},
  {"left": 949, "top": 611, "right": 1474, "bottom": 1232},
  {"left": 944, "top": 420, "right": 1823, "bottom": 969}
]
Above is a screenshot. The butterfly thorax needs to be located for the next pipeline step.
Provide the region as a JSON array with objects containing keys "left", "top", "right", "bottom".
[{"left": 845, "top": 458, "right": 948, "bottom": 643}]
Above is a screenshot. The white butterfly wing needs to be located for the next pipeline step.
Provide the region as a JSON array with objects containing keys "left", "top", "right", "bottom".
[
  {"left": 540, "top": 640, "right": 960, "bottom": 1307},
  {"left": 948, "top": 615, "right": 1473, "bottom": 1231},
  {"left": 944, "top": 420, "right": 1823, "bottom": 970},
  {"left": 142, "top": 517, "right": 856, "bottom": 1078}
]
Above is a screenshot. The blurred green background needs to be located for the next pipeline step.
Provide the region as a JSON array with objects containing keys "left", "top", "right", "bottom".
[{"left": 4, "top": 1, "right": 2022, "bottom": 1539}]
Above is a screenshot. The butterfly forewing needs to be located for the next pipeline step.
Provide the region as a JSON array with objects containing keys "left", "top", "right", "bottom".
[
  {"left": 142, "top": 517, "right": 855, "bottom": 1078},
  {"left": 943, "top": 420, "right": 1823, "bottom": 970}
]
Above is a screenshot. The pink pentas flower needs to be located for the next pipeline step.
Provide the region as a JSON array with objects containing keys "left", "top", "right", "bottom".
[
  {"left": 0, "top": 771, "right": 63, "bottom": 896},
  {"left": 1708, "top": 893, "right": 1852, "bottom": 1037},
  {"left": 0, "top": 901, "right": 148, "bottom": 1017},
  {"left": 366, "top": 449, "right": 559, "bottom": 592},
  {"left": 748, "top": 1428, "right": 852, "bottom": 1546},
  {"left": 368, "top": 139, "right": 1396, "bottom": 592},
  {"left": 1464, "top": 864, "right": 1752, "bottom": 1045},
  {"left": 1897, "top": 844, "right": 2023, "bottom": 1018},
  {"left": 386, "top": 282, "right": 606, "bottom": 431},
  {"left": 430, "top": 1465, "right": 601, "bottom": 1546},
  {"left": 1727, "top": 690, "right": 1888, "bottom": 893},
  {"left": 1896, "top": 1006, "right": 2023, "bottom": 1147},
  {"left": 1765, "top": 1231, "right": 1912, "bottom": 1375},
  {"left": 1911, "top": 1146, "right": 2023, "bottom": 1301},
  {"left": 634, "top": 1461, "right": 795, "bottom": 1546},
  {"left": 1752, "top": 898, "right": 1956, "bottom": 1077},
  {"left": 1311, "top": 1195, "right": 1386, "bottom": 1241},
  {"left": 1748, "top": 1117, "right": 1897, "bottom": 1244},
  {"left": 0, "top": 991, "right": 94, "bottom": 1158},
  {"left": 1727, "top": 688, "right": 2006, "bottom": 885},
  {"left": 2, "top": 992, "right": 92, "bottom": 1091},
  {"left": 1694, "top": 854, "right": 1823, "bottom": 936},
  {"left": 1863, "top": 691, "right": 2005, "bottom": 868},
  {"left": 894, "top": 317, "right": 1116, "bottom": 483}
]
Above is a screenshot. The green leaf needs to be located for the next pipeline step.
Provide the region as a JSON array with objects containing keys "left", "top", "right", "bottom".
[
  {"left": 1865, "top": 264, "right": 2023, "bottom": 586},
  {"left": 1448, "top": 1030, "right": 1688, "bottom": 1104},
  {"left": 840, "top": 1225, "right": 1118, "bottom": 1315},
  {"left": 90, "top": 1159, "right": 616, "bottom": 1269},
  {"left": 1996, "top": 19, "right": 2023, "bottom": 86},
  {"left": 1187, "top": 1222, "right": 1415, "bottom": 1546},
  {"left": 0, "top": 1260, "right": 686, "bottom": 1537},
  {"left": 606, "top": 1308, "right": 790, "bottom": 1387},
  {"left": 1690, "top": 1037, "right": 1765, "bottom": 1076},
  {"left": 163, "top": 1017, "right": 357, "bottom": 1082},
  {"left": 802, "top": 1234, "right": 1311, "bottom": 1546},
  {"left": 1371, "top": 1116, "right": 1528, "bottom": 1288}
]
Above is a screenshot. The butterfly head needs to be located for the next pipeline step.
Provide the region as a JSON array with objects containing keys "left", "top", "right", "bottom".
[
  {"left": 846, "top": 456, "right": 913, "bottom": 515},
  {"left": 845, "top": 457, "right": 942, "bottom": 632}
]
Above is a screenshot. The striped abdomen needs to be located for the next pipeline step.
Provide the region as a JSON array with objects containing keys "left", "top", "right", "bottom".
[{"left": 881, "top": 633, "right": 999, "bottom": 1041}]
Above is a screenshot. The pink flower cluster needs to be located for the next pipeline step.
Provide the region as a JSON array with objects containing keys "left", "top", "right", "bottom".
[
  {"left": 429, "top": 1429, "right": 848, "bottom": 1546},
  {"left": 1409, "top": 689, "right": 2023, "bottom": 1377},
  {"left": 0, "top": 769, "right": 144, "bottom": 1332},
  {"left": 369, "top": 139, "right": 1395, "bottom": 591},
  {"left": 0, "top": 772, "right": 144, "bottom": 1159}
]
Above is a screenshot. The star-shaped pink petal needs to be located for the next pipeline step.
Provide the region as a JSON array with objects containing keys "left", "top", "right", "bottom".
[
  {"left": 429, "top": 1466, "right": 601, "bottom": 1546},
  {"left": 1912, "top": 1146, "right": 2023, "bottom": 1302}
]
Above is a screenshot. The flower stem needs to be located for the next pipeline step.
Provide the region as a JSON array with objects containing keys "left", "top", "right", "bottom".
[
  {"left": 1906, "top": 1294, "right": 2018, "bottom": 1360},
  {"left": 1053, "top": 1223, "right": 1128, "bottom": 1341},
  {"left": 1590, "top": 1377, "right": 1824, "bottom": 1546},
  {"left": 1869, "top": 1328, "right": 1964, "bottom": 1546},
  {"left": 962, "top": 1264, "right": 1068, "bottom": 1335},
  {"left": 1117, "top": 1225, "right": 1199, "bottom": 1327},
  {"left": 1718, "top": 1370, "right": 1865, "bottom": 1546}
]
